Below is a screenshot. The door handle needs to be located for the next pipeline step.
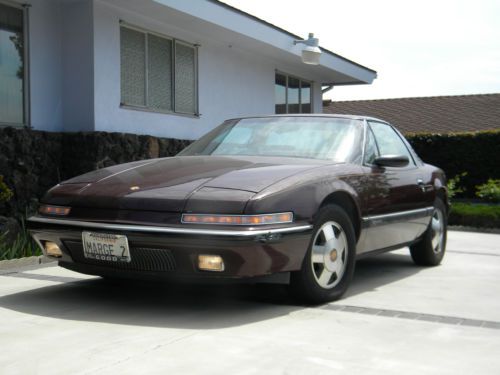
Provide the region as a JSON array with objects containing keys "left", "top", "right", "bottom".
[{"left": 417, "top": 178, "right": 426, "bottom": 192}]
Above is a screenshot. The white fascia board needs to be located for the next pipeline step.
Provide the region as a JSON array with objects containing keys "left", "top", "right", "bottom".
[
  {"left": 152, "top": 0, "right": 376, "bottom": 84},
  {"left": 320, "top": 52, "right": 377, "bottom": 84}
]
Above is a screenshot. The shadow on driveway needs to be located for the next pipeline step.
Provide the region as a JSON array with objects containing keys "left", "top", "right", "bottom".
[
  {"left": 0, "top": 251, "right": 425, "bottom": 329},
  {"left": 347, "top": 249, "right": 424, "bottom": 297}
]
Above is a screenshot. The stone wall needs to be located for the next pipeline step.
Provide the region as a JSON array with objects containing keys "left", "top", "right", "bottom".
[{"left": 0, "top": 127, "right": 191, "bottom": 218}]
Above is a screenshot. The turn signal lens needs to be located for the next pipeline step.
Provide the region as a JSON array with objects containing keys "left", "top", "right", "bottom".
[
  {"left": 39, "top": 205, "right": 71, "bottom": 216},
  {"left": 181, "top": 212, "right": 293, "bottom": 225},
  {"left": 198, "top": 255, "right": 224, "bottom": 272}
]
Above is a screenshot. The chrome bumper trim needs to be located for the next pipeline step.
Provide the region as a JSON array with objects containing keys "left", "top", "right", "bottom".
[{"left": 28, "top": 216, "right": 313, "bottom": 237}]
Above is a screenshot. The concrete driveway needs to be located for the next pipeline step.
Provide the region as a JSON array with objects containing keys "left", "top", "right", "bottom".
[{"left": 0, "top": 230, "right": 499, "bottom": 375}]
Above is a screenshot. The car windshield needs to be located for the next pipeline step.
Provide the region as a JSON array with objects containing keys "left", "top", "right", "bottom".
[{"left": 179, "top": 117, "right": 363, "bottom": 162}]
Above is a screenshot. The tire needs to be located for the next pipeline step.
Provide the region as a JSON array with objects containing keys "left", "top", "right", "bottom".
[
  {"left": 290, "top": 204, "right": 357, "bottom": 304},
  {"left": 409, "top": 198, "right": 447, "bottom": 266}
]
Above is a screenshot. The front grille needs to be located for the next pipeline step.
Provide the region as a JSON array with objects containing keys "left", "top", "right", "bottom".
[{"left": 63, "top": 240, "right": 176, "bottom": 272}]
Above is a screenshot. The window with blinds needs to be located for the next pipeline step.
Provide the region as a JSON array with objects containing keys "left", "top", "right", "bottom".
[{"left": 120, "top": 24, "right": 197, "bottom": 116}]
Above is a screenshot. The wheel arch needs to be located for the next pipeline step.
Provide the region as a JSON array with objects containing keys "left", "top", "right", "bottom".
[
  {"left": 432, "top": 168, "right": 449, "bottom": 213},
  {"left": 319, "top": 191, "right": 361, "bottom": 241},
  {"left": 436, "top": 187, "right": 449, "bottom": 214}
]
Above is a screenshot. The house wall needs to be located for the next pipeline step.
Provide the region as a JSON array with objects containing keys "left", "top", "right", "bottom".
[
  {"left": 25, "top": 0, "right": 328, "bottom": 138},
  {"left": 93, "top": 0, "right": 278, "bottom": 140},
  {"left": 28, "top": 0, "right": 64, "bottom": 131},
  {"left": 22, "top": 0, "right": 94, "bottom": 132},
  {"left": 61, "top": 0, "right": 94, "bottom": 132},
  {"left": 313, "top": 84, "right": 322, "bottom": 113}
]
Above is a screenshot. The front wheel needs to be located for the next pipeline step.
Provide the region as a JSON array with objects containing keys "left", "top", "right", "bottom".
[
  {"left": 409, "top": 198, "right": 447, "bottom": 266},
  {"left": 290, "top": 205, "right": 356, "bottom": 304}
]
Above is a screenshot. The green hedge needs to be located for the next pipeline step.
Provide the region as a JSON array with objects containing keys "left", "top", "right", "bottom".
[
  {"left": 449, "top": 203, "right": 500, "bottom": 228},
  {"left": 407, "top": 130, "right": 500, "bottom": 198}
]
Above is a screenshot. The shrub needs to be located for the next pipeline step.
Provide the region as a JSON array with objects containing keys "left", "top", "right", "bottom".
[
  {"left": 0, "top": 175, "right": 13, "bottom": 203},
  {"left": 407, "top": 129, "right": 500, "bottom": 199},
  {"left": 447, "top": 172, "right": 467, "bottom": 201},
  {"left": 0, "top": 217, "right": 40, "bottom": 260},
  {"left": 476, "top": 179, "right": 500, "bottom": 203},
  {"left": 449, "top": 203, "right": 500, "bottom": 228}
]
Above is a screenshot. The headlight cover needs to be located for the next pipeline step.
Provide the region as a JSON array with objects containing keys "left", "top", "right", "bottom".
[{"left": 181, "top": 212, "right": 293, "bottom": 225}]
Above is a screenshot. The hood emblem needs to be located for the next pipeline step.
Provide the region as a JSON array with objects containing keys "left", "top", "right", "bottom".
[{"left": 130, "top": 186, "right": 140, "bottom": 191}]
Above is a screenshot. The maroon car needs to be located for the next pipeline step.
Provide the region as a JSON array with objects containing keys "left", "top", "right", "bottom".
[{"left": 28, "top": 115, "right": 448, "bottom": 303}]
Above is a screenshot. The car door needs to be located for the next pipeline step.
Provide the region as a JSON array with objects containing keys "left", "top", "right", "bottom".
[{"left": 357, "top": 121, "right": 429, "bottom": 253}]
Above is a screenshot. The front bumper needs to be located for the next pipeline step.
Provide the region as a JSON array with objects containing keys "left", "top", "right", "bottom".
[{"left": 28, "top": 216, "right": 313, "bottom": 280}]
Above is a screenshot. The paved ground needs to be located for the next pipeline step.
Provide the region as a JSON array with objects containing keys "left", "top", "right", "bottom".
[{"left": 0, "top": 230, "right": 499, "bottom": 375}]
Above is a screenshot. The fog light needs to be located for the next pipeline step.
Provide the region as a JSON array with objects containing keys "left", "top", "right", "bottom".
[
  {"left": 45, "top": 241, "right": 63, "bottom": 258},
  {"left": 198, "top": 255, "right": 224, "bottom": 272}
]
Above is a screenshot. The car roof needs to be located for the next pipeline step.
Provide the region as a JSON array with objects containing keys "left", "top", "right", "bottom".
[{"left": 227, "top": 114, "right": 389, "bottom": 124}]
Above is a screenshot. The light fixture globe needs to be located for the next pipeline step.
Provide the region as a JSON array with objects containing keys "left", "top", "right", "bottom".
[
  {"left": 302, "top": 44, "right": 322, "bottom": 65},
  {"left": 294, "top": 33, "right": 322, "bottom": 65}
]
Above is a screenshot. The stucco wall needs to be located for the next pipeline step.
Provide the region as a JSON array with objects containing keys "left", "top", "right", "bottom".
[
  {"left": 26, "top": 0, "right": 324, "bottom": 138},
  {"left": 28, "top": 0, "right": 64, "bottom": 131},
  {"left": 93, "top": 0, "right": 278, "bottom": 140},
  {"left": 61, "top": 0, "right": 94, "bottom": 132}
]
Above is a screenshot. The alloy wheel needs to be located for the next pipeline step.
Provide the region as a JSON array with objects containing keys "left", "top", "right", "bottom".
[
  {"left": 310, "top": 221, "right": 348, "bottom": 289},
  {"left": 431, "top": 208, "right": 444, "bottom": 253}
]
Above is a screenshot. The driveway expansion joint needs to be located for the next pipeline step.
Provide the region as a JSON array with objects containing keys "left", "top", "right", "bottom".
[{"left": 322, "top": 304, "right": 500, "bottom": 330}]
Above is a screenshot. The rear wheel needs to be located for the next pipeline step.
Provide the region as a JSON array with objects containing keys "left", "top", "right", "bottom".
[
  {"left": 409, "top": 198, "right": 447, "bottom": 266},
  {"left": 290, "top": 204, "right": 356, "bottom": 304}
]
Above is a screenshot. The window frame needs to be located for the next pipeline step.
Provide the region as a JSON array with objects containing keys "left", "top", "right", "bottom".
[
  {"left": 362, "top": 120, "right": 380, "bottom": 166},
  {"left": 275, "top": 70, "right": 313, "bottom": 114},
  {"left": 367, "top": 120, "right": 418, "bottom": 168},
  {"left": 0, "top": 0, "right": 30, "bottom": 128},
  {"left": 119, "top": 21, "right": 199, "bottom": 118}
]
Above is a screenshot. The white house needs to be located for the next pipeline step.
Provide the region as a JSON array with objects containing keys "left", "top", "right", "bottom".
[{"left": 0, "top": 0, "right": 376, "bottom": 140}]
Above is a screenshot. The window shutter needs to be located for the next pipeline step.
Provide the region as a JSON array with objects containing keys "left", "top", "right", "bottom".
[
  {"left": 174, "top": 42, "right": 196, "bottom": 114},
  {"left": 120, "top": 27, "right": 146, "bottom": 106},
  {"left": 147, "top": 35, "right": 173, "bottom": 111}
]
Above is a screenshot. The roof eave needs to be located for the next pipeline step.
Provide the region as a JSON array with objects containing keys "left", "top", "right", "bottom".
[{"left": 153, "top": 0, "right": 376, "bottom": 84}]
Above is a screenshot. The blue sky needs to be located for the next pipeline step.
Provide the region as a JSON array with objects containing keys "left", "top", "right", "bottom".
[{"left": 224, "top": 0, "right": 500, "bottom": 101}]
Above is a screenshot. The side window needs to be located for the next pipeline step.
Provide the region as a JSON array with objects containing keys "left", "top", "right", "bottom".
[
  {"left": 364, "top": 127, "right": 379, "bottom": 165},
  {"left": 369, "top": 122, "right": 415, "bottom": 166}
]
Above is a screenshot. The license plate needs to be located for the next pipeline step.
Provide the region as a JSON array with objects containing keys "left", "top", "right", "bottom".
[{"left": 82, "top": 231, "right": 131, "bottom": 263}]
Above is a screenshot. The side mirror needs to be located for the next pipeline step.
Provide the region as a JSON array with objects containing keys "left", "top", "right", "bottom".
[{"left": 374, "top": 155, "right": 409, "bottom": 168}]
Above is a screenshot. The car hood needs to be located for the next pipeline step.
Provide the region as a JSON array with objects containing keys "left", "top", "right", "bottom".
[{"left": 43, "top": 156, "right": 330, "bottom": 212}]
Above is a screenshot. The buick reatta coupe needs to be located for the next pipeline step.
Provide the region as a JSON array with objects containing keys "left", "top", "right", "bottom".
[{"left": 28, "top": 115, "right": 448, "bottom": 303}]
